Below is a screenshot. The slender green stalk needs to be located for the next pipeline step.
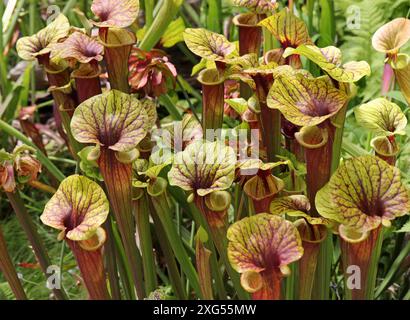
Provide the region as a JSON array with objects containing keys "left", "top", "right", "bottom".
[
  {"left": 366, "top": 228, "right": 384, "bottom": 299},
  {"left": 0, "top": 0, "right": 11, "bottom": 95},
  {"left": 6, "top": 191, "right": 68, "bottom": 300},
  {"left": 133, "top": 192, "right": 158, "bottom": 295},
  {"left": 312, "top": 234, "right": 333, "bottom": 300},
  {"left": 194, "top": 198, "right": 249, "bottom": 299},
  {"left": 150, "top": 204, "right": 187, "bottom": 300},
  {"left": 285, "top": 263, "right": 297, "bottom": 300},
  {"left": 147, "top": 179, "right": 202, "bottom": 298},
  {"left": 376, "top": 239, "right": 410, "bottom": 298},
  {"left": 182, "top": 2, "right": 200, "bottom": 26},
  {"left": 3, "top": 0, "right": 26, "bottom": 49},
  {"left": 318, "top": 0, "right": 335, "bottom": 47},
  {"left": 0, "top": 119, "right": 65, "bottom": 181},
  {"left": 206, "top": 0, "right": 222, "bottom": 33},
  {"left": 104, "top": 218, "right": 122, "bottom": 300},
  {"left": 111, "top": 218, "right": 136, "bottom": 300},
  {"left": 0, "top": 225, "right": 27, "bottom": 300},
  {"left": 144, "top": 0, "right": 155, "bottom": 28},
  {"left": 62, "top": 0, "right": 78, "bottom": 15},
  {"left": 159, "top": 94, "right": 183, "bottom": 120},
  {"left": 187, "top": 203, "right": 227, "bottom": 299},
  {"left": 139, "top": 0, "right": 183, "bottom": 51}
]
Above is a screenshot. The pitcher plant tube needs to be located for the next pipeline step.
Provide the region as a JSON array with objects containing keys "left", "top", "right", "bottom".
[
  {"left": 316, "top": 156, "right": 410, "bottom": 300},
  {"left": 41, "top": 175, "right": 110, "bottom": 300},
  {"left": 168, "top": 140, "right": 248, "bottom": 298},
  {"left": 355, "top": 98, "right": 407, "bottom": 165},
  {"left": 51, "top": 31, "right": 104, "bottom": 103},
  {"left": 227, "top": 213, "right": 303, "bottom": 300},
  {"left": 372, "top": 18, "right": 410, "bottom": 100},
  {"left": 91, "top": 0, "right": 140, "bottom": 93},
  {"left": 71, "top": 89, "right": 148, "bottom": 298}
]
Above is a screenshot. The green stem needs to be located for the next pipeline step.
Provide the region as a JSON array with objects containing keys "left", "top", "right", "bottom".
[
  {"left": 148, "top": 180, "right": 202, "bottom": 298},
  {"left": 98, "top": 150, "right": 145, "bottom": 299},
  {"left": 139, "top": 0, "right": 183, "bottom": 51},
  {"left": 0, "top": 225, "right": 27, "bottom": 300},
  {"left": 3, "top": 0, "right": 25, "bottom": 48},
  {"left": 312, "top": 233, "right": 333, "bottom": 300},
  {"left": 206, "top": 0, "right": 222, "bottom": 33},
  {"left": 366, "top": 228, "right": 384, "bottom": 299},
  {"left": 150, "top": 204, "right": 187, "bottom": 300},
  {"left": 159, "top": 94, "right": 183, "bottom": 120},
  {"left": 194, "top": 198, "right": 249, "bottom": 299},
  {"left": 144, "top": 0, "right": 155, "bottom": 28},
  {"left": 133, "top": 192, "right": 158, "bottom": 295},
  {"left": 6, "top": 191, "right": 68, "bottom": 300},
  {"left": 285, "top": 263, "right": 297, "bottom": 300},
  {"left": 0, "top": 119, "right": 65, "bottom": 181},
  {"left": 376, "top": 237, "right": 410, "bottom": 298},
  {"left": 111, "top": 218, "right": 136, "bottom": 300},
  {"left": 187, "top": 202, "right": 227, "bottom": 299},
  {"left": 104, "top": 218, "right": 122, "bottom": 300}
]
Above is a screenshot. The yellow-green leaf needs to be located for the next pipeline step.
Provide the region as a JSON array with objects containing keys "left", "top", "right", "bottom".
[
  {"left": 315, "top": 156, "right": 410, "bottom": 234},
  {"left": 354, "top": 98, "right": 407, "bottom": 136},
  {"left": 258, "top": 8, "right": 312, "bottom": 47},
  {"left": 168, "top": 140, "right": 236, "bottom": 196},
  {"left": 267, "top": 73, "right": 348, "bottom": 126},
  {"left": 183, "top": 28, "right": 236, "bottom": 62},
  {"left": 71, "top": 90, "right": 148, "bottom": 152},
  {"left": 16, "top": 14, "right": 70, "bottom": 61},
  {"left": 161, "top": 17, "right": 186, "bottom": 47},
  {"left": 41, "top": 175, "right": 109, "bottom": 241},
  {"left": 284, "top": 45, "right": 371, "bottom": 82}
]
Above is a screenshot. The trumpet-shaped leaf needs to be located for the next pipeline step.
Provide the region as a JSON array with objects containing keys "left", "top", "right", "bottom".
[
  {"left": 269, "top": 195, "right": 329, "bottom": 225},
  {"left": 91, "top": 0, "right": 139, "bottom": 28},
  {"left": 41, "top": 175, "right": 109, "bottom": 241},
  {"left": 233, "top": 0, "right": 278, "bottom": 14},
  {"left": 270, "top": 195, "right": 310, "bottom": 215},
  {"left": 258, "top": 9, "right": 312, "bottom": 48},
  {"left": 354, "top": 98, "right": 407, "bottom": 136},
  {"left": 71, "top": 90, "right": 148, "bottom": 152},
  {"left": 183, "top": 28, "right": 236, "bottom": 62},
  {"left": 51, "top": 32, "right": 104, "bottom": 64},
  {"left": 168, "top": 140, "right": 236, "bottom": 196},
  {"left": 315, "top": 156, "right": 410, "bottom": 234},
  {"left": 16, "top": 14, "right": 70, "bottom": 61},
  {"left": 392, "top": 54, "right": 410, "bottom": 106},
  {"left": 267, "top": 73, "right": 347, "bottom": 126},
  {"left": 372, "top": 18, "right": 410, "bottom": 55},
  {"left": 284, "top": 45, "right": 371, "bottom": 82},
  {"left": 227, "top": 213, "right": 303, "bottom": 274},
  {"left": 371, "top": 136, "right": 399, "bottom": 159}
]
